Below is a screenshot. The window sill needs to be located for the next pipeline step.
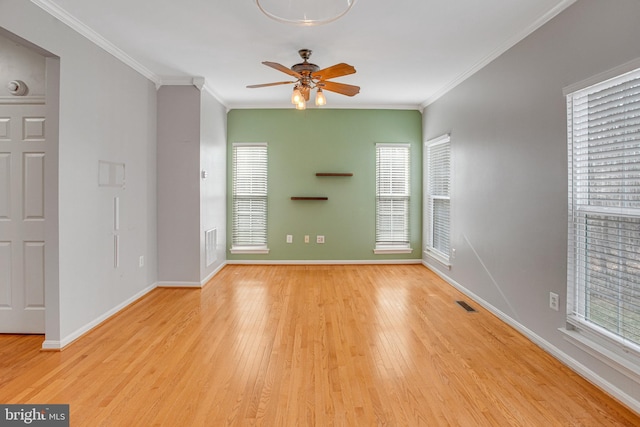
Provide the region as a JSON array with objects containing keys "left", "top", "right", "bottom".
[
  {"left": 559, "top": 326, "right": 640, "bottom": 384},
  {"left": 230, "top": 246, "right": 270, "bottom": 255},
  {"left": 424, "top": 249, "right": 451, "bottom": 269},
  {"left": 373, "top": 246, "right": 413, "bottom": 255}
]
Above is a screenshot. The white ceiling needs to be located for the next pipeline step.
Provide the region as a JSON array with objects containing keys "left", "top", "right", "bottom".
[{"left": 33, "top": 0, "right": 575, "bottom": 110}]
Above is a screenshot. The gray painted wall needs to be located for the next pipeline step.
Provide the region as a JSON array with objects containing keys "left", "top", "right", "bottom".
[
  {"left": 157, "top": 86, "right": 227, "bottom": 285},
  {"left": 157, "top": 86, "right": 201, "bottom": 284},
  {"left": 199, "top": 91, "right": 227, "bottom": 281},
  {"left": 1, "top": 1, "right": 158, "bottom": 345},
  {"left": 423, "top": 0, "right": 640, "bottom": 407}
]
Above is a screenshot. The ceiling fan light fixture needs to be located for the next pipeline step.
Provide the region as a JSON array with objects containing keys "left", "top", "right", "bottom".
[
  {"left": 315, "top": 88, "right": 327, "bottom": 106},
  {"left": 256, "top": 0, "right": 357, "bottom": 26},
  {"left": 291, "top": 87, "right": 303, "bottom": 104},
  {"left": 246, "top": 49, "right": 360, "bottom": 109}
]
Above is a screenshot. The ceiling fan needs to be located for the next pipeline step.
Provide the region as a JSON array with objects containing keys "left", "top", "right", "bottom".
[{"left": 247, "top": 49, "right": 360, "bottom": 109}]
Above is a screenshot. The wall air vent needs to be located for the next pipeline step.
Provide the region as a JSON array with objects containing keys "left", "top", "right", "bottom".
[{"left": 205, "top": 228, "right": 217, "bottom": 266}]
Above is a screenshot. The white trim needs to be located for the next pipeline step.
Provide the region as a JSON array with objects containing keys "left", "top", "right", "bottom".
[
  {"left": 230, "top": 246, "right": 270, "bottom": 255},
  {"left": 560, "top": 327, "right": 640, "bottom": 384},
  {"left": 375, "top": 142, "right": 411, "bottom": 148},
  {"left": 226, "top": 103, "right": 422, "bottom": 111},
  {"left": 157, "top": 281, "right": 202, "bottom": 288},
  {"left": 422, "top": 261, "right": 640, "bottom": 415},
  {"left": 202, "top": 81, "right": 227, "bottom": 108},
  {"left": 41, "top": 282, "right": 158, "bottom": 350},
  {"left": 157, "top": 76, "right": 199, "bottom": 87},
  {"left": 423, "top": 250, "right": 451, "bottom": 269},
  {"left": 200, "top": 262, "right": 227, "bottom": 287},
  {"left": 0, "top": 95, "right": 46, "bottom": 105},
  {"left": 232, "top": 142, "right": 268, "bottom": 148},
  {"left": 421, "top": 0, "right": 577, "bottom": 108},
  {"left": 373, "top": 247, "right": 413, "bottom": 255},
  {"left": 226, "top": 259, "right": 422, "bottom": 265},
  {"left": 424, "top": 135, "right": 452, "bottom": 263},
  {"left": 563, "top": 56, "right": 640, "bottom": 96},
  {"left": 156, "top": 76, "right": 225, "bottom": 102},
  {"left": 30, "top": 0, "right": 162, "bottom": 86},
  {"left": 41, "top": 340, "right": 63, "bottom": 351}
]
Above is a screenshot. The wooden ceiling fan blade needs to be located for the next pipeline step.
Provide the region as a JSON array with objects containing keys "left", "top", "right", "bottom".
[
  {"left": 246, "top": 81, "right": 296, "bottom": 88},
  {"left": 311, "top": 63, "right": 356, "bottom": 80},
  {"left": 320, "top": 81, "right": 360, "bottom": 97},
  {"left": 262, "top": 61, "right": 302, "bottom": 78}
]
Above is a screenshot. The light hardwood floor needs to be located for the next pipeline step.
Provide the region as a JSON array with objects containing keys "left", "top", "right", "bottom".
[{"left": 1, "top": 264, "right": 639, "bottom": 426}]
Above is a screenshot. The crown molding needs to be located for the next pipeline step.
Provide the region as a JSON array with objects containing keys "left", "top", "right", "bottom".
[
  {"left": 157, "top": 76, "right": 197, "bottom": 87},
  {"left": 30, "top": 0, "right": 162, "bottom": 86},
  {"left": 420, "top": 0, "right": 577, "bottom": 109},
  {"left": 226, "top": 103, "right": 422, "bottom": 111},
  {"left": 201, "top": 81, "right": 228, "bottom": 108},
  {"left": 157, "top": 77, "right": 228, "bottom": 108}
]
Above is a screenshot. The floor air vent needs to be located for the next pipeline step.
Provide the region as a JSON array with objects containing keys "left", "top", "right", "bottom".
[{"left": 456, "top": 300, "right": 477, "bottom": 312}]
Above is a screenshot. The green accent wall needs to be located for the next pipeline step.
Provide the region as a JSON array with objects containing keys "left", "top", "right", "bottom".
[{"left": 227, "top": 109, "right": 422, "bottom": 261}]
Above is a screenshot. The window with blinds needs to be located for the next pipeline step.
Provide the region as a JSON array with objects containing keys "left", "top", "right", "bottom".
[
  {"left": 231, "top": 143, "right": 268, "bottom": 253},
  {"left": 375, "top": 144, "right": 412, "bottom": 253},
  {"left": 567, "top": 67, "right": 640, "bottom": 353},
  {"left": 425, "top": 135, "right": 451, "bottom": 265}
]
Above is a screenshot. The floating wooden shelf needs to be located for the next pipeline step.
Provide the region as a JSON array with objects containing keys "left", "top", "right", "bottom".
[
  {"left": 291, "top": 197, "right": 328, "bottom": 201},
  {"left": 316, "top": 173, "right": 353, "bottom": 177}
]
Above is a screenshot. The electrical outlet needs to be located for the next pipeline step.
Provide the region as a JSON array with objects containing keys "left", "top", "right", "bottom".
[
  {"left": 286, "top": 234, "right": 293, "bottom": 243},
  {"left": 139, "top": 256, "right": 144, "bottom": 268},
  {"left": 304, "top": 235, "right": 309, "bottom": 243},
  {"left": 549, "top": 292, "right": 559, "bottom": 311},
  {"left": 317, "top": 235, "right": 325, "bottom": 244}
]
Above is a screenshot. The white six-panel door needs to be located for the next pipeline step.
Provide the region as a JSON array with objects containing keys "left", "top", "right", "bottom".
[{"left": 0, "top": 103, "right": 46, "bottom": 333}]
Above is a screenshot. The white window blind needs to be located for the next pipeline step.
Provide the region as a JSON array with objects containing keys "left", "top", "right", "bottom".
[
  {"left": 425, "top": 135, "right": 451, "bottom": 264},
  {"left": 232, "top": 143, "right": 268, "bottom": 250},
  {"left": 567, "top": 67, "right": 640, "bottom": 353},
  {"left": 375, "top": 144, "right": 411, "bottom": 250}
]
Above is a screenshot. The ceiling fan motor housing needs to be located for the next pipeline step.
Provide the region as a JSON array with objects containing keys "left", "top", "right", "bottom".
[{"left": 292, "top": 49, "right": 319, "bottom": 75}]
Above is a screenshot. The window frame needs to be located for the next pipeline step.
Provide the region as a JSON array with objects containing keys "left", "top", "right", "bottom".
[
  {"left": 230, "top": 142, "right": 269, "bottom": 254},
  {"left": 374, "top": 143, "right": 413, "bottom": 254},
  {"left": 565, "top": 65, "right": 640, "bottom": 380},
  {"left": 424, "top": 134, "right": 451, "bottom": 267}
]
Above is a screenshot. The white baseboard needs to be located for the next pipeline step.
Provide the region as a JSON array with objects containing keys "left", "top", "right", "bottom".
[
  {"left": 422, "top": 261, "right": 640, "bottom": 415},
  {"left": 157, "top": 281, "right": 202, "bottom": 288},
  {"left": 226, "top": 259, "right": 423, "bottom": 265},
  {"left": 42, "top": 282, "right": 158, "bottom": 350},
  {"left": 201, "top": 262, "right": 227, "bottom": 287}
]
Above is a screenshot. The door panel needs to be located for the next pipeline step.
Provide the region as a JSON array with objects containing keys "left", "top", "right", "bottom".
[
  {"left": 0, "top": 153, "right": 10, "bottom": 219},
  {"left": 0, "top": 242, "right": 11, "bottom": 307},
  {"left": 0, "top": 117, "right": 9, "bottom": 141},
  {"left": 0, "top": 103, "right": 46, "bottom": 333},
  {"left": 24, "top": 241, "right": 45, "bottom": 308},
  {"left": 23, "top": 152, "right": 45, "bottom": 219}
]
